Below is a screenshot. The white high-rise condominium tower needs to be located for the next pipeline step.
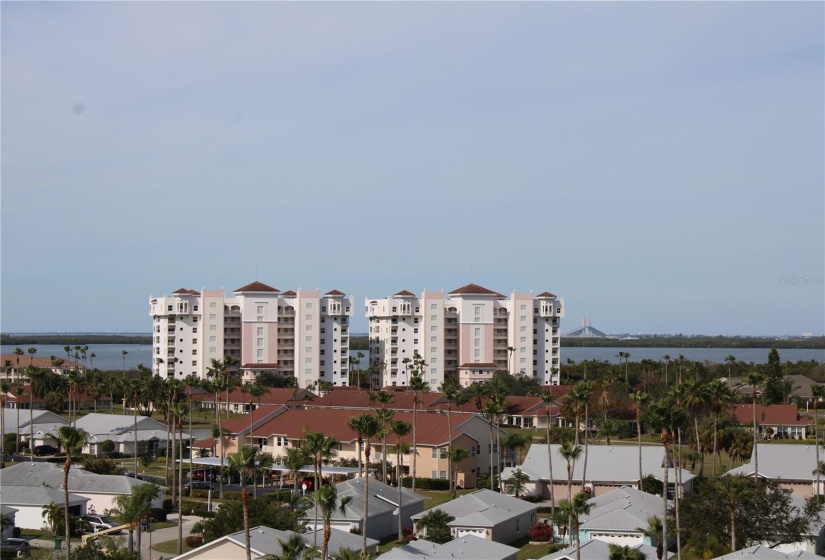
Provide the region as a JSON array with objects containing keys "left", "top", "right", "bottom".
[
  {"left": 365, "top": 283, "right": 564, "bottom": 390},
  {"left": 149, "top": 281, "right": 354, "bottom": 387}
]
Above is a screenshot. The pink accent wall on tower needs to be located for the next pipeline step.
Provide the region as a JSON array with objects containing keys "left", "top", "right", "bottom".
[
  {"left": 268, "top": 323, "right": 278, "bottom": 361},
  {"left": 241, "top": 323, "right": 254, "bottom": 365}
]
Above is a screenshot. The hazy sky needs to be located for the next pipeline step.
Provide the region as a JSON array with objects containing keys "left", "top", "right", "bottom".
[{"left": 2, "top": 2, "right": 823, "bottom": 337}]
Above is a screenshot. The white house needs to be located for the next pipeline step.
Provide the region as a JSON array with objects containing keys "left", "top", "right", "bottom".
[
  {"left": 412, "top": 489, "right": 538, "bottom": 545},
  {"left": 74, "top": 413, "right": 186, "bottom": 457},
  {"left": 0, "top": 462, "right": 165, "bottom": 513},
  {"left": 578, "top": 486, "right": 669, "bottom": 548},
  {"left": 381, "top": 535, "right": 519, "bottom": 560},
  {"left": 0, "top": 486, "right": 89, "bottom": 531},
  {"left": 502, "top": 444, "right": 695, "bottom": 500},
  {"left": 1, "top": 505, "right": 19, "bottom": 538},
  {"left": 171, "top": 525, "right": 377, "bottom": 560},
  {"left": 726, "top": 444, "right": 821, "bottom": 498},
  {"left": 328, "top": 478, "right": 426, "bottom": 541}
]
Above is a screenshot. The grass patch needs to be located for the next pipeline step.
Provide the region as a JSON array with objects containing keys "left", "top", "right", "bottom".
[
  {"left": 517, "top": 542, "right": 556, "bottom": 560},
  {"left": 151, "top": 538, "right": 195, "bottom": 554},
  {"left": 416, "top": 489, "right": 473, "bottom": 510}
]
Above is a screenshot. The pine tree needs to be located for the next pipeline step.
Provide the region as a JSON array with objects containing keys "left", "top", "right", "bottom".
[{"left": 763, "top": 347, "right": 784, "bottom": 404}]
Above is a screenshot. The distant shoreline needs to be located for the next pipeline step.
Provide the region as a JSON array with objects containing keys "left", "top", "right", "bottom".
[{"left": 2, "top": 333, "right": 823, "bottom": 349}]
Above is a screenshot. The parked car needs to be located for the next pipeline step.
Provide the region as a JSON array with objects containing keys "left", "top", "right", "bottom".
[
  {"left": 0, "top": 537, "right": 31, "bottom": 557},
  {"left": 183, "top": 481, "right": 216, "bottom": 492},
  {"left": 32, "top": 444, "right": 58, "bottom": 457},
  {"left": 191, "top": 469, "right": 221, "bottom": 482},
  {"left": 82, "top": 515, "right": 122, "bottom": 534}
]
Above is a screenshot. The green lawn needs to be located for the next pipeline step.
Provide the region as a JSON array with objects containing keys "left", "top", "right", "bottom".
[
  {"left": 151, "top": 538, "right": 195, "bottom": 554},
  {"left": 416, "top": 489, "right": 474, "bottom": 510},
  {"left": 517, "top": 542, "right": 556, "bottom": 560}
]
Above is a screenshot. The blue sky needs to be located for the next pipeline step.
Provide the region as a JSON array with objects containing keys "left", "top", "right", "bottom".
[{"left": 2, "top": 2, "right": 823, "bottom": 336}]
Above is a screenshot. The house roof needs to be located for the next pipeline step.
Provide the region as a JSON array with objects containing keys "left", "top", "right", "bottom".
[
  {"left": 710, "top": 545, "right": 822, "bottom": 559},
  {"left": 281, "top": 290, "right": 297, "bottom": 296},
  {"left": 234, "top": 281, "right": 279, "bottom": 293},
  {"left": 381, "top": 536, "right": 518, "bottom": 560},
  {"left": 394, "top": 290, "right": 416, "bottom": 297},
  {"left": 324, "top": 289, "right": 345, "bottom": 296},
  {"left": 172, "top": 288, "right": 200, "bottom": 296},
  {"left": 448, "top": 283, "right": 504, "bottom": 298},
  {"left": 536, "top": 292, "right": 557, "bottom": 298},
  {"left": 542, "top": 538, "right": 670, "bottom": 560},
  {"left": 223, "top": 386, "right": 315, "bottom": 406},
  {"left": 220, "top": 406, "right": 287, "bottom": 436},
  {"left": 731, "top": 404, "right": 810, "bottom": 427},
  {"left": 307, "top": 389, "right": 443, "bottom": 411},
  {"left": 249, "top": 408, "right": 483, "bottom": 447},
  {"left": 0, "top": 355, "right": 83, "bottom": 370},
  {"left": 411, "top": 489, "right": 537, "bottom": 528},
  {"left": 2, "top": 409, "right": 68, "bottom": 432},
  {"left": 333, "top": 478, "right": 425, "bottom": 522},
  {"left": 501, "top": 444, "right": 695, "bottom": 486},
  {"left": 0, "top": 462, "right": 165, "bottom": 494},
  {"left": 173, "top": 525, "right": 377, "bottom": 560},
  {"left": 581, "top": 486, "right": 670, "bottom": 532},
  {"left": 0, "top": 485, "right": 89, "bottom": 507},
  {"left": 74, "top": 413, "right": 186, "bottom": 440},
  {"left": 726, "top": 444, "right": 820, "bottom": 481}
]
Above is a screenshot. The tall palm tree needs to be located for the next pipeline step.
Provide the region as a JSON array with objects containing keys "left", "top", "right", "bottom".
[
  {"left": 568, "top": 380, "right": 594, "bottom": 494},
  {"left": 706, "top": 379, "right": 734, "bottom": 477},
  {"left": 629, "top": 391, "right": 648, "bottom": 489},
  {"left": 14, "top": 380, "right": 25, "bottom": 454},
  {"left": 540, "top": 389, "right": 557, "bottom": 517},
  {"left": 745, "top": 371, "right": 766, "bottom": 484},
  {"left": 0, "top": 378, "right": 8, "bottom": 460},
  {"left": 725, "top": 354, "right": 736, "bottom": 383},
  {"left": 373, "top": 390, "right": 396, "bottom": 483},
  {"left": 559, "top": 441, "right": 582, "bottom": 540},
  {"left": 392, "top": 420, "right": 412, "bottom": 543},
  {"left": 227, "top": 445, "right": 260, "bottom": 560},
  {"left": 348, "top": 413, "right": 380, "bottom": 554},
  {"left": 715, "top": 475, "right": 752, "bottom": 551},
  {"left": 121, "top": 350, "right": 128, "bottom": 373},
  {"left": 242, "top": 381, "right": 267, "bottom": 497},
  {"left": 682, "top": 379, "right": 708, "bottom": 477},
  {"left": 304, "top": 431, "right": 339, "bottom": 548},
  {"left": 408, "top": 362, "right": 428, "bottom": 493},
  {"left": 607, "top": 543, "right": 647, "bottom": 560},
  {"left": 446, "top": 447, "right": 470, "bottom": 499},
  {"left": 662, "top": 355, "right": 670, "bottom": 386},
  {"left": 558, "top": 492, "right": 591, "bottom": 558},
  {"left": 114, "top": 482, "right": 160, "bottom": 555},
  {"left": 311, "top": 484, "right": 353, "bottom": 560},
  {"left": 812, "top": 384, "right": 825, "bottom": 499},
  {"left": 55, "top": 426, "right": 87, "bottom": 560},
  {"left": 636, "top": 515, "right": 664, "bottom": 560},
  {"left": 483, "top": 398, "right": 504, "bottom": 491},
  {"left": 171, "top": 399, "right": 189, "bottom": 555}
]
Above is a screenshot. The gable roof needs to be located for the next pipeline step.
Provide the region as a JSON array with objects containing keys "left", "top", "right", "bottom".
[
  {"left": 333, "top": 478, "right": 425, "bottom": 522},
  {"left": 502, "top": 444, "right": 695, "bottom": 486},
  {"left": 0, "top": 485, "right": 89, "bottom": 508},
  {"left": 448, "top": 283, "right": 504, "bottom": 297},
  {"left": 536, "top": 292, "right": 557, "bottom": 298},
  {"left": 726, "top": 444, "right": 820, "bottom": 481},
  {"left": 381, "top": 535, "right": 518, "bottom": 560},
  {"left": 2, "top": 409, "right": 68, "bottom": 432},
  {"left": 731, "top": 404, "right": 810, "bottom": 427},
  {"left": 223, "top": 386, "right": 316, "bottom": 406},
  {"left": 711, "top": 545, "right": 821, "bottom": 559},
  {"left": 234, "top": 281, "right": 279, "bottom": 293},
  {"left": 324, "top": 289, "right": 345, "bottom": 296},
  {"left": 0, "top": 462, "right": 164, "bottom": 494},
  {"left": 542, "top": 538, "right": 670, "bottom": 560},
  {"left": 172, "top": 288, "right": 200, "bottom": 295},
  {"left": 411, "top": 489, "right": 537, "bottom": 528}
]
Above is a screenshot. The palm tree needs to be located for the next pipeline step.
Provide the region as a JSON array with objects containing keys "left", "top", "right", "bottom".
[
  {"left": 559, "top": 441, "right": 582, "bottom": 540},
  {"left": 41, "top": 502, "right": 64, "bottom": 538},
  {"left": 502, "top": 431, "right": 530, "bottom": 466},
  {"left": 348, "top": 413, "right": 380, "bottom": 554},
  {"left": 745, "top": 371, "right": 766, "bottom": 484},
  {"left": 171, "top": 399, "right": 189, "bottom": 555},
  {"left": 55, "top": 426, "right": 88, "bottom": 560},
  {"left": 715, "top": 475, "right": 752, "bottom": 551},
  {"left": 310, "top": 484, "right": 353, "bottom": 560},
  {"left": 683, "top": 379, "right": 708, "bottom": 477},
  {"left": 608, "top": 544, "right": 647, "bottom": 560},
  {"left": 415, "top": 509, "right": 455, "bottom": 544},
  {"left": 662, "top": 355, "right": 671, "bottom": 386},
  {"left": 558, "top": 492, "right": 591, "bottom": 558},
  {"left": 445, "top": 447, "right": 470, "bottom": 499},
  {"left": 629, "top": 391, "right": 648, "bottom": 489},
  {"left": 505, "top": 467, "right": 530, "bottom": 498},
  {"left": 13, "top": 380, "right": 25, "bottom": 454},
  {"left": 242, "top": 381, "right": 267, "bottom": 497},
  {"left": 636, "top": 515, "right": 664, "bottom": 560},
  {"left": 304, "top": 431, "right": 339, "bottom": 548},
  {"left": 392, "top": 420, "right": 412, "bottom": 542},
  {"left": 706, "top": 379, "right": 734, "bottom": 477},
  {"left": 121, "top": 350, "right": 128, "bottom": 373},
  {"left": 373, "top": 392, "right": 395, "bottom": 483},
  {"left": 408, "top": 360, "right": 428, "bottom": 493},
  {"left": 569, "top": 380, "right": 594, "bottom": 494},
  {"left": 540, "top": 389, "right": 557, "bottom": 517},
  {"left": 114, "top": 482, "right": 160, "bottom": 554},
  {"left": 227, "top": 446, "right": 260, "bottom": 560},
  {"left": 0, "top": 378, "right": 8, "bottom": 461},
  {"left": 725, "top": 354, "right": 736, "bottom": 383},
  {"left": 813, "top": 384, "right": 825, "bottom": 499},
  {"left": 270, "top": 533, "right": 312, "bottom": 560}
]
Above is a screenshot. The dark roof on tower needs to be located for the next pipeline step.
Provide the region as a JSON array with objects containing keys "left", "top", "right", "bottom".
[
  {"left": 448, "top": 283, "right": 503, "bottom": 297},
  {"left": 234, "top": 281, "right": 279, "bottom": 293},
  {"left": 172, "top": 288, "right": 200, "bottom": 296},
  {"left": 281, "top": 290, "right": 297, "bottom": 296},
  {"left": 324, "top": 289, "right": 345, "bottom": 296},
  {"left": 536, "top": 292, "right": 557, "bottom": 298},
  {"left": 394, "top": 290, "right": 416, "bottom": 297}
]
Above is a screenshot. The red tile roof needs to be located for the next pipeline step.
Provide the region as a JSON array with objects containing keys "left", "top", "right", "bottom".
[
  {"left": 234, "top": 281, "right": 279, "bottom": 293},
  {"left": 173, "top": 288, "right": 200, "bottom": 295},
  {"left": 536, "top": 292, "right": 557, "bottom": 298},
  {"left": 221, "top": 406, "right": 286, "bottom": 435},
  {"left": 281, "top": 290, "right": 297, "bottom": 296},
  {"left": 224, "top": 386, "right": 315, "bottom": 406},
  {"left": 394, "top": 290, "right": 416, "bottom": 297},
  {"left": 448, "top": 283, "right": 504, "bottom": 297},
  {"left": 325, "top": 290, "right": 345, "bottom": 296},
  {"left": 306, "top": 389, "right": 443, "bottom": 411},
  {"left": 0, "top": 356, "right": 83, "bottom": 370},
  {"left": 251, "top": 409, "right": 479, "bottom": 446},
  {"left": 731, "top": 404, "right": 811, "bottom": 426}
]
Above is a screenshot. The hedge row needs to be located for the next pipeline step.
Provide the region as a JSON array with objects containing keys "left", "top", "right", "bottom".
[{"left": 401, "top": 477, "right": 450, "bottom": 491}]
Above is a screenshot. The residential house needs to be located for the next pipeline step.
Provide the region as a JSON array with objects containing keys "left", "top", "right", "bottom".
[
  {"left": 711, "top": 546, "right": 821, "bottom": 559},
  {"left": 731, "top": 403, "right": 812, "bottom": 440},
  {"left": 2, "top": 409, "right": 68, "bottom": 448},
  {"left": 411, "top": 489, "right": 538, "bottom": 545},
  {"left": 209, "top": 386, "right": 316, "bottom": 414},
  {"left": 0, "top": 462, "right": 165, "bottom": 513},
  {"left": 501, "top": 444, "right": 695, "bottom": 500},
  {"left": 171, "top": 525, "right": 377, "bottom": 560},
  {"left": 1, "top": 505, "right": 18, "bottom": 538},
  {"left": 217, "top": 407, "right": 496, "bottom": 488},
  {"left": 577, "top": 486, "right": 669, "bottom": 548},
  {"left": 380, "top": 535, "right": 519, "bottom": 560},
  {"left": 541, "top": 538, "right": 671, "bottom": 560},
  {"left": 0, "top": 486, "right": 89, "bottom": 531},
  {"left": 726, "top": 444, "right": 820, "bottom": 498},
  {"left": 3, "top": 385, "right": 108, "bottom": 414},
  {"left": 320, "top": 478, "right": 426, "bottom": 541},
  {"left": 0, "top": 355, "right": 84, "bottom": 382},
  {"left": 74, "top": 412, "right": 188, "bottom": 457}
]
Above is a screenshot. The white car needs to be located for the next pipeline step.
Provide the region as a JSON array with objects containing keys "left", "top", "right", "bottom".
[{"left": 82, "top": 514, "right": 122, "bottom": 534}]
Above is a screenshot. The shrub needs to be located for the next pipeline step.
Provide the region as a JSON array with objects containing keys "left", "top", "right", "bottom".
[
  {"left": 401, "top": 477, "right": 450, "bottom": 491},
  {"left": 527, "top": 521, "right": 554, "bottom": 542},
  {"left": 162, "top": 498, "right": 174, "bottom": 514},
  {"left": 101, "top": 440, "right": 115, "bottom": 454},
  {"left": 149, "top": 508, "right": 167, "bottom": 522},
  {"left": 184, "top": 536, "right": 203, "bottom": 548}
]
